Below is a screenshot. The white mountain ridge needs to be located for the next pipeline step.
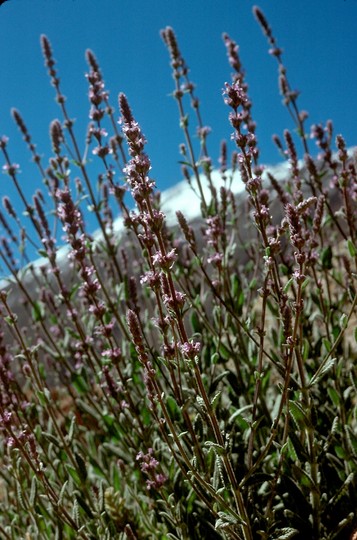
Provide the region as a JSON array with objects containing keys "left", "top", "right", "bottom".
[
  {"left": 1, "top": 148, "right": 355, "bottom": 290},
  {"left": 26, "top": 158, "right": 293, "bottom": 271}
]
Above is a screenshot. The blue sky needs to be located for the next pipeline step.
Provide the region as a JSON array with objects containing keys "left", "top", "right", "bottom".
[{"left": 0, "top": 0, "right": 356, "bottom": 257}]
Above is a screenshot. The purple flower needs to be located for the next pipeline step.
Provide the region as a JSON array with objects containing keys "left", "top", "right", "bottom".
[
  {"left": 2, "top": 163, "right": 20, "bottom": 175},
  {"left": 197, "top": 126, "right": 211, "bottom": 140},
  {"left": 151, "top": 248, "right": 177, "bottom": 270},
  {"left": 207, "top": 253, "right": 223, "bottom": 266},
  {"left": 140, "top": 270, "right": 160, "bottom": 288},
  {"left": 56, "top": 188, "right": 83, "bottom": 237},
  {"left": 292, "top": 270, "right": 306, "bottom": 285},
  {"left": 127, "top": 309, "right": 148, "bottom": 363},
  {"left": 136, "top": 448, "right": 167, "bottom": 491},
  {"left": 146, "top": 473, "right": 167, "bottom": 491},
  {"left": 222, "top": 81, "right": 247, "bottom": 110},
  {"left": 50, "top": 119, "right": 64, "bottom": 154},
  {"left": 88, "top": 300, "right": 105, "bottom": 316},
  {"left": 269, "top": 47, "right": 283, "bottom": 57},
  {"left": 253, "top": 6, "right": 274, "bottom": 41},
  {"left": 180, "top": 340, "right": 201, "bottom": 360},
  {"left": 222, "top": 33, "right": 242, "bottom": 74},
  {"left": 6, "top": 437, "right": 15, "bottom": 448},
  {"left": 163, "top": 290, "right": 186, "bottom": 311},
  {"left": 92, "top": 145, "right": 112, "bottom": 158},
  {"left": 101, "top": 347, "right": 122, "bottom": 363},
  {"left": 0, "top": 135, "right": 9, "bottom": 148},
  {"left": 1, "top": 410, "right": 12, "bottom": 425}
]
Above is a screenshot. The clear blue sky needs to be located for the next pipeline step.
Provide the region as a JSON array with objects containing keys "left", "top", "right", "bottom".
[{"left": 0, "top": 0, "right": 356, "bottom": 251}]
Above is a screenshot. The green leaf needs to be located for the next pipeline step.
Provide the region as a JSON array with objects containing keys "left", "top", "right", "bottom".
[
  {"left": 323, "top": 416, "right": 339, "bottom": 452},
  {"left": 67, "top": 416, "right": 76, "bottom": 444},
  {"left": 228, "top": 405, "right": 252, "bottom": 431},
  {"left": 58, "top": 481, "right": 68, "bottom": 507},
  {"left": 230, "top": 274, "right": 245, "bottom": 313},
  {"left": 36, "top": 390, "right": 47, "bottom": 407},
  {"left": 279, "top": 263, "right": 289, "bottom": 276},
  {"left": 289, "top": 400, "right": 312, "bottom": 430},
  {"left": 218, "top": 342, "right": 231, "bottom": 361},
  {"left": 190, "top": 311, "right": 201, "bottom": 333},
  {"left": 31, "top": 301, "right": 45, "bottom": 322},
  {"left": 291, "top": 464, "right": 316, "bottom": 490},
  {"left": 334, "top": 445, "right": 348, "bottom": 459},
  {"left": 287, "top": 437, "right": 298, "bottom": 461},
  {"left": 302, "top": 338, "right": 310, "bottom": 361},
  {"left": 102, "top": 414, "right": 114, "bottom": 428},
  {"left": 37, "top": 249, "right": 49, "bottom": 259},
  {"left": 90, "top": 459, "right": 107, "bottom": 480},
  {"left": 327, "top": 386, "right": 340, "bottom": 407},
  {"left": 322, "top": 338, "right": 331, "bottom": 352},
  {"left": 215, "top": 510, "right": 244, "bottom": 529},
  {"left": 347, "top": 239, "right": 357, "bottom": 257},
  {"left": 69, "top": 283, "right": 81, "bottom": 301},
  {"left": 71, "top": 373, "right": 89, "bottom": 395},
  {"left": 309, "top": 357, "right": 335, "bottom": 386},
  {"left": 4, "top": 315, "right": 16, "bottom": 326},
  {"left": 66, "top": 465, "right": 81, "bottom": 487},
  {"left": 72, "top": 498, "right": 80, "bottom": 527},
  {"left": 16, "top": 480, "right": 26, "bottom": 510},
  {"left": 346, "top": 427, "right": 357, "bottom": 457},
  {"left": 75, "top": 494, "right": 93, "bottom": 518},
  {"left": 42, "top": 432, "right": 62, "bottom": 447},
  {"left": 272, "top": 528, "right": 299, "bottom": 540},
  {"left": 29, "top": 476, "right": 37, "bottom": 507},
  {"left": 327, "top": 472, "right": 354, "bottom": 508},
  {"left": 75, "top": 453, "right": 87, "bottom": 482},
  {"left": 204, "top": 441, "right": 226, "bottom": 456},
  {"left": 97, "top": 480, "right": 105, "bottom": 514},
  {"left": 339, "top": 313, "right": 348, "bottom": 330},
  {"left": 243, "top": 472, "right": 272, "bottom": 487},
  {"left": 179, "top": 114, "right": 189, "bottom": 129},
  {"left": 283, "top": 278, "right": 294, "bottom": 292},
  {"left": 210, "top": 391, "right": 221, "bottom": 411},
  {"left": 141, "top": 405, "right": 152, "bottom": 426},
  {"left": 249, "top": 277, "right": 257, "bottom": 290},
  {"left": 166, "top": 396, "right": 182, "bottom": 422},
  {"left": 76, "top": 399, "right": 101, "bottom": 422},
  {"left": 288, "top": 431, "right": 309, "bottom": 461},
  {"left": 211, "top": 370, "right": 230, "bottom": 389},
  {"left": 102, "top": 442, "right": 125, "bottom": 459},
  {"left": 321, "top": 245, "right": 333, "bottom": 269}
]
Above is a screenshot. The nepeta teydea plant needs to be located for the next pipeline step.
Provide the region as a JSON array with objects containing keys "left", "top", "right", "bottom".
[{"left": 0, "top": 6, "right": 356, "bottom": 540}]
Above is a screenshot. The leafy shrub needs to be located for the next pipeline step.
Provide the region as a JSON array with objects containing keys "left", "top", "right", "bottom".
[{"left": 0, "top": 6, "right": 356, "bottom": 540}]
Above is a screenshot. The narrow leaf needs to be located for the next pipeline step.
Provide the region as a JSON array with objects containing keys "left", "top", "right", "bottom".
[
  {"left": 309, "top": 357, "right": 335, "bottom": 386},
  {"left": 347, "top": 239, "right": 357, "bottom": 257}
]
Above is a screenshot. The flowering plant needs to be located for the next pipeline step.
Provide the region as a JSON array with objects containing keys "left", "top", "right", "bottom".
[{"left": 0, "top": 7, "right": 356, "bottom": 540}]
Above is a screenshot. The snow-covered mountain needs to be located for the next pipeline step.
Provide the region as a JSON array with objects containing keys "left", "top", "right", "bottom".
[
  {"left": 1, "top": 149, "right": 355, "bottom": 321},
  {"left": 1, "top": 159, "right": 293, "bottom": 282}
]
